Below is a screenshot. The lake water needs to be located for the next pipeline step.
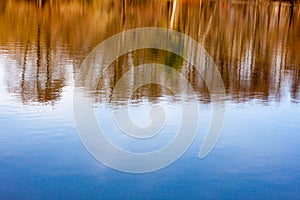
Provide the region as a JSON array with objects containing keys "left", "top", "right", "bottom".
[{"left": 0, "top": 0, "right": 300, "bottom": 199}]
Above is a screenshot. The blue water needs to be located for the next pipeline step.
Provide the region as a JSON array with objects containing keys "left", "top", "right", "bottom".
[{"left": 1, "top": 83, "right": 299, "bottom": 199}]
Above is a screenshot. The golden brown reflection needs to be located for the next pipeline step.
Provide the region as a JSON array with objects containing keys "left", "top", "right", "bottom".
[{"left": 0, "top": 0, "right": 299, "bottom": 104}]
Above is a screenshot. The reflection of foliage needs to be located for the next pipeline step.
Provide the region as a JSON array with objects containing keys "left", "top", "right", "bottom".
[
  {"left": 163, "top": 52, "right": 184, "bottom": 71},
  {"left": 0, "top": 0, "right": 299, "bottom": 104},
  {"left": 164, "top": 36, "right": 185, "bottom": 71},
  {"left": 148, "top": 49, "right": 184, "bottom": 71}
]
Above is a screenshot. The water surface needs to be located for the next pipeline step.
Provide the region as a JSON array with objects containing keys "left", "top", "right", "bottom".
[{"left": 0, "top": 0, "right": 300, "bottom": 199}]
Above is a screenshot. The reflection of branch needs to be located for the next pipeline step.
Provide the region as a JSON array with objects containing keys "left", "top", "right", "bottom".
[
  {"left": 36, "top": 22, "right": 41, "bottom": 101},
  {"left": 200, "top": 5, "right": 216, "bottom": 45},
  {"left": 21, "top": 43, "right": 28, "bottom": 104},
  {"left": 122, "top": 0, "right": 126, "bottom": 26},
  {"left": 46, "top": 14, "right": 52, "bottom": 103},
  {"left": 37, "top": 0, "right": 42, "bottom": 7},
  {"left": 169, "top": 0, "right": 177, "bottom": 29}
]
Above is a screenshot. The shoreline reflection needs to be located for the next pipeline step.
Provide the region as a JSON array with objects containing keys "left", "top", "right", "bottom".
[{"left": 0, "top": 0, "right": 299, "bottom": 105}]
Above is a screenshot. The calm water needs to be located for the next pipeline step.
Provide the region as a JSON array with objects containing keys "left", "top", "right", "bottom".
[{"left": 1, "top": 0, "right": 300, "bottom": 199}]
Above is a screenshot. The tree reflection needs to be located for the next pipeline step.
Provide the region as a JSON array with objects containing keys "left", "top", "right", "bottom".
[{"left": 0, "top": 0, "right": 299, "bottom": 105}]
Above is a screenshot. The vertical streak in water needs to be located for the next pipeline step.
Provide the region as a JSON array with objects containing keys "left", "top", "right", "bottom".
[
  {"left": 21, "top": 43, "right": 28, "bottom": 104},
  {"left": 170, "top": 0, "right": 177, "bottom": 29},
  {"left": 36, "top": 20, "right": 41, "bottom": 101},
  {"left": 46, "top": 4, "right": 52, "bottom": 103},
  {"left": 122, "top": 0, "right": 126, "bottom": 26}
]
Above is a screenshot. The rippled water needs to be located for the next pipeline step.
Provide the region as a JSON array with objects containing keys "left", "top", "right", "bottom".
[{"left": 0, "top": 0, "right": 300, "bottom": 199}]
